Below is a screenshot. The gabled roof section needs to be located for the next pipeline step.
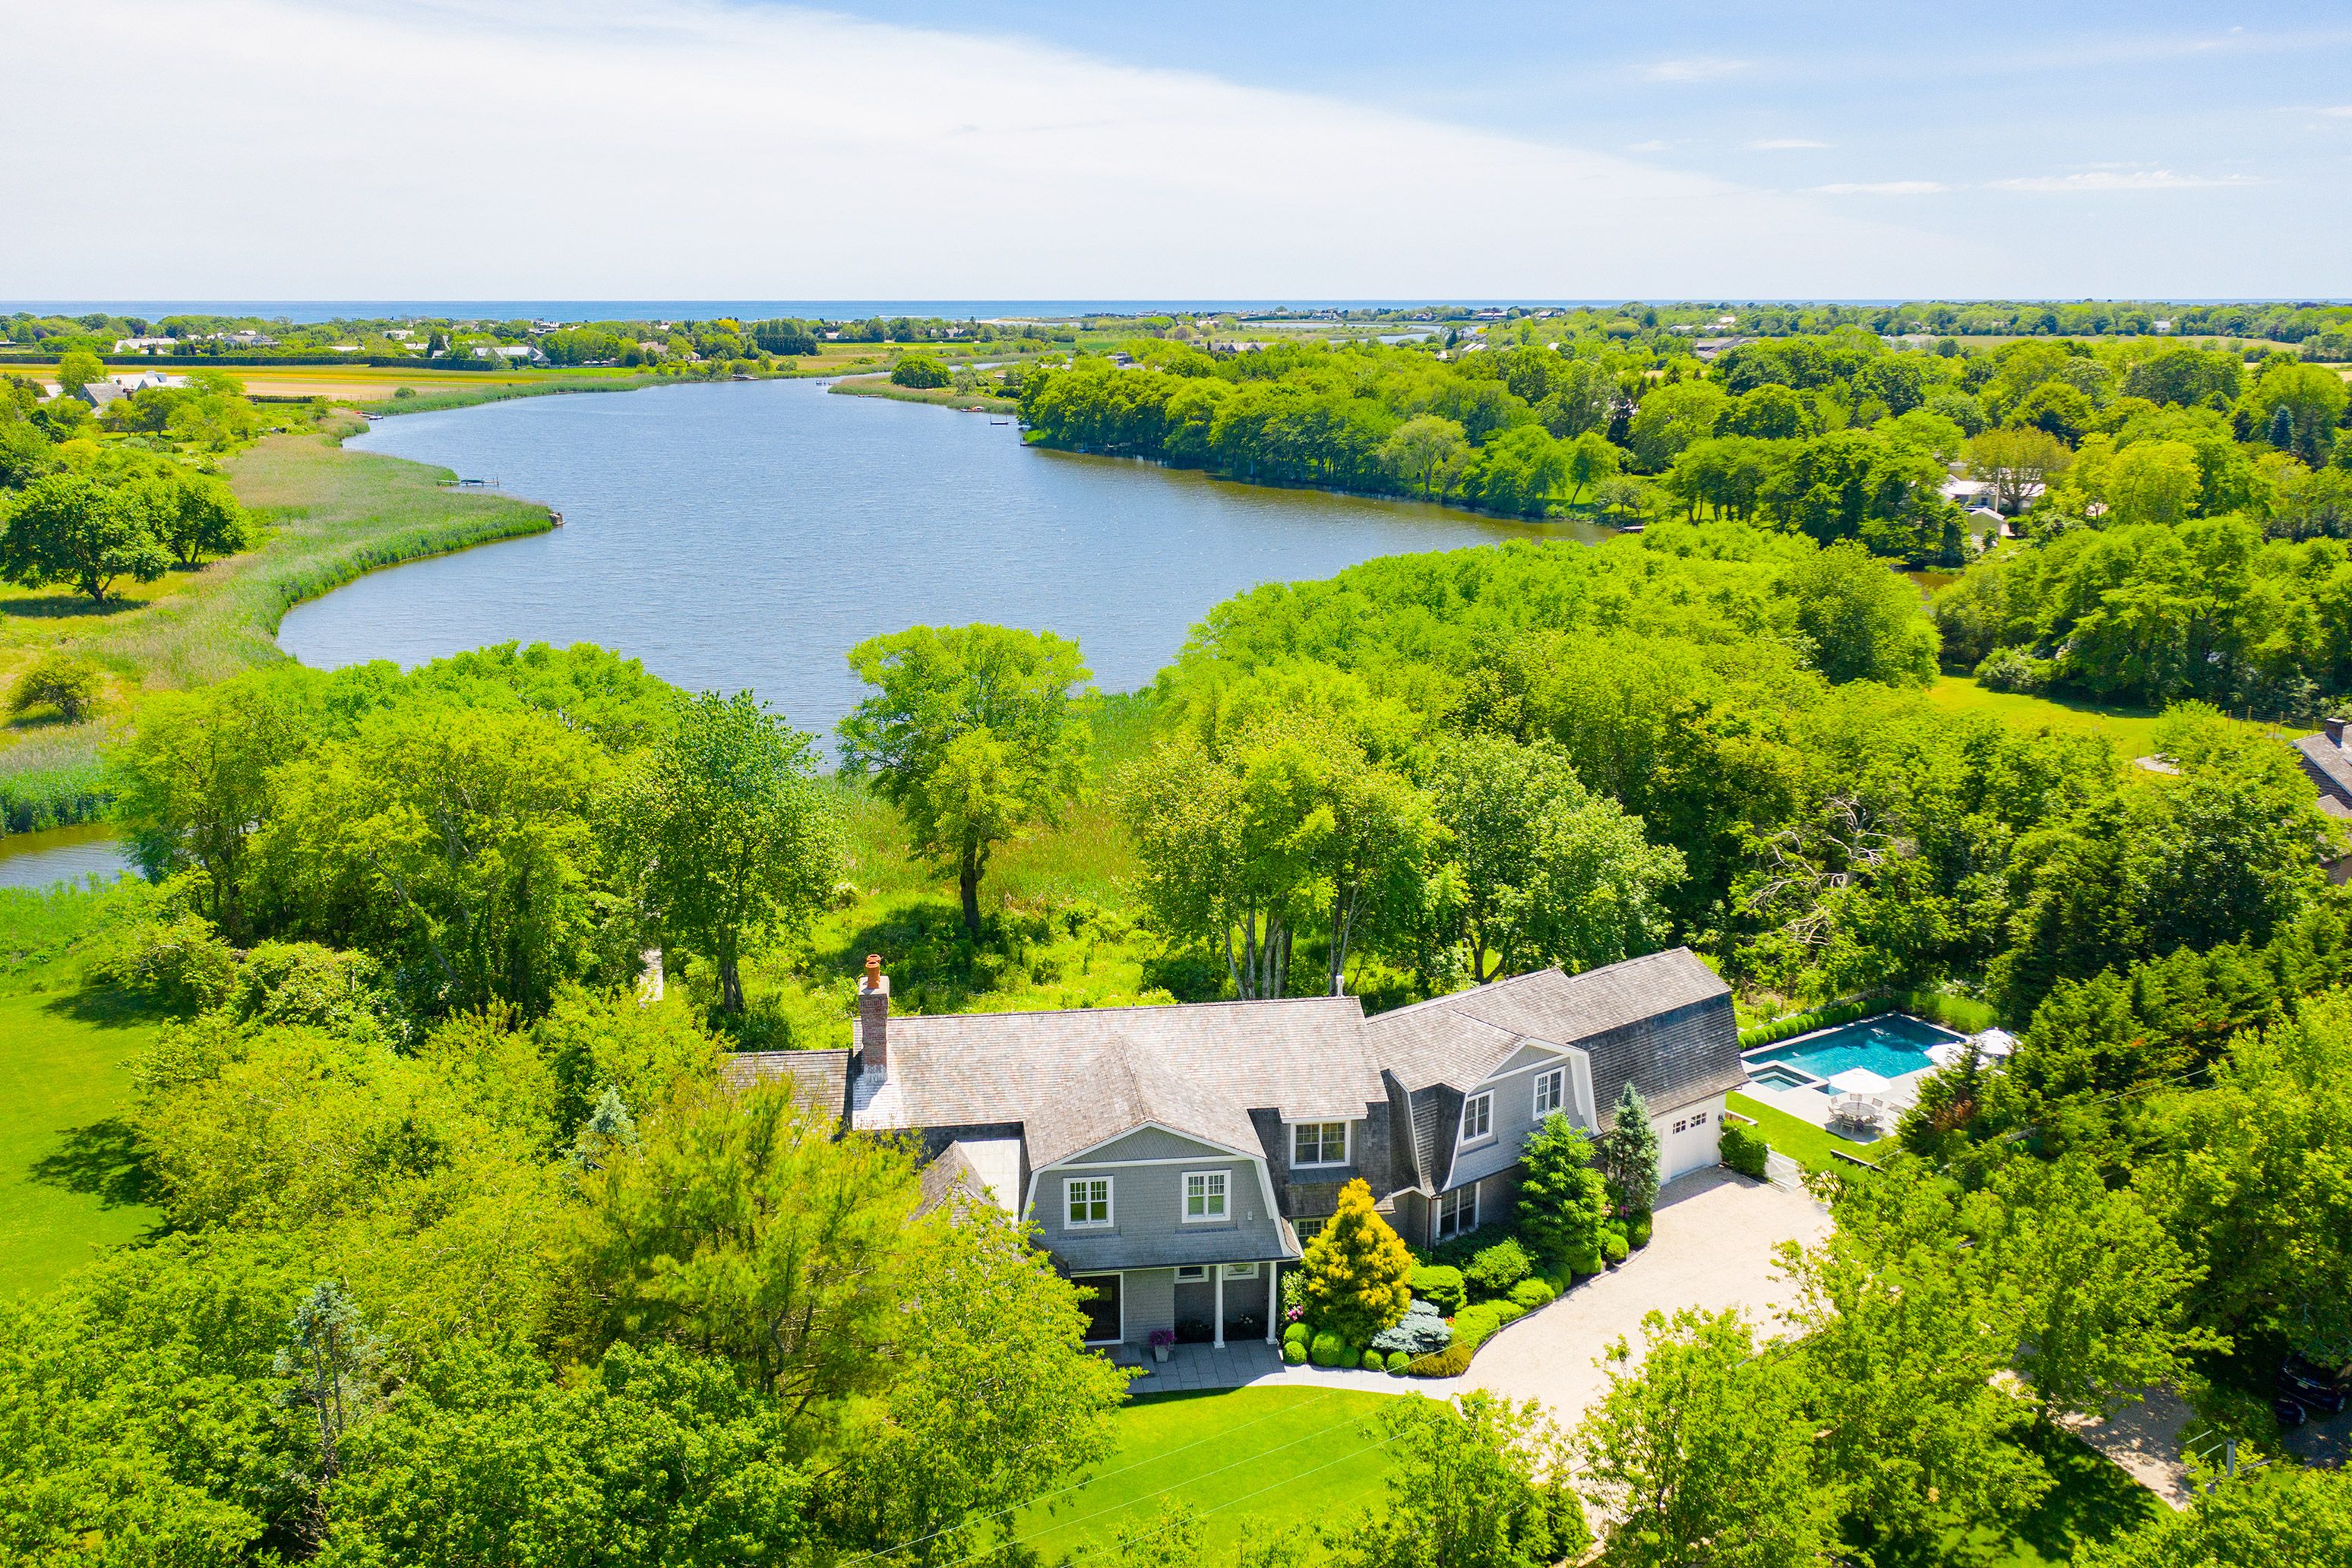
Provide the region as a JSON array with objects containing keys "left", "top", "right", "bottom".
[
  {"left": 1364, "top": 948, "right": 1735, "bottom": 1099},
  {"left": 852, "top": 994, "right": 1380, "bottom": 1169},
  {"left": 723, "top": 1048, "right": 852, "bottom": 1127}
]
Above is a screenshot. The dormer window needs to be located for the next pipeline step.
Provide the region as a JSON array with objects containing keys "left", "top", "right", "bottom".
[
  {"left": 1460, "top": 1092, "right": 1493, "bottom": 1145},
  {"left": 1291, "top": 1121, "right": 1350, "bottom": 1168},
  {"left": 1533, "top": 1068, "right": 1564, "bottom": 1119}
]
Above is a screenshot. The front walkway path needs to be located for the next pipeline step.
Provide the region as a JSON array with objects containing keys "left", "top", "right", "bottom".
[
  {"left": 1114, "top": 1339, "right": 1464, "bottom": 1399},
  {"left": 1463, "top": 1167, "right": 1831, "bottom": 1427}
]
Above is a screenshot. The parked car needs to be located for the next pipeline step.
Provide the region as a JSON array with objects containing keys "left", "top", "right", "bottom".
[
  {"left": 2278, "top": 1369, "right": 2347, "bottom": 1415},
  {"left": 2284, "top": 1352, "right": 2346, "bottom": 1389},
  {"left": 2275, "top": 1396, "right": 2309, "bottom": 1427}
]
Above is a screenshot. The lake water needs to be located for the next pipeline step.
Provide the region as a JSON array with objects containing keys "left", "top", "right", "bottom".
[
  {"left": 281, "top": 379, "right": 1595, "bottom": 741},
  {"left": 0, "top": 824, "right": 136, "bottom": 890}
]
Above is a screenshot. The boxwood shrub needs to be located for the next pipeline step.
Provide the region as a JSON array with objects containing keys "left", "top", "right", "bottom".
[
  {"left": 1282, "top": 1339, "right": 1307, "bottom": 1365},
  {"left": 1602, "top": 1228, "right": 1629, "bottom": 1266},
  {"left": 1385, "top": 1350, "right": 1412, "bottom": 1374},
  {"left": 1719, "top": 1121, "right": 1770, "bottom": 1180},
  {"left": 1408, "top": 1263, "right": 1465, "bottom": 1314},
  {"left": 1309, "top": 1329, "right": 1350, "bottom": 1367},
  {"left": 1464, "top": 1238, "right": 1532, "bottom": 1299},
  {"left": 1628, "top": 1212, "right": 1653, "bottom": 1250},
  {"left": 1509, "top": 1277, "right": 1555, "bottom": 1310},
  {"left": 1360, "top": 1349, "right": 1385, "bottom": 1372}
]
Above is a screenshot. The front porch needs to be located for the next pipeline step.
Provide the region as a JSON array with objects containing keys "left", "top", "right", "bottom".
[{"left": 1105, "top": 1339, "right": 1466, "bottom": 1398}]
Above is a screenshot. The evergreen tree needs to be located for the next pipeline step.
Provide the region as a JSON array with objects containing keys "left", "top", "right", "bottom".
[
  {"left": 1514, "top": 1113, "right": 1611, "bottom": 1266},
  {"left": 1297, "top": 1178, "right": 1413, "bottom": 1344},
  {"left": 2268, "top": 402, "right": 2297, "bottom": 450},
  {"left": 1595, "top": 1083, "right": 1660, "bottom": 1217}
]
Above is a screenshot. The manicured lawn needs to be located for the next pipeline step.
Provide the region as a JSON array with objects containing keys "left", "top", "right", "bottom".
[
  {"left": 1924, "top": 675, "right": 2174, "bottom": 758},
  {"left": 0, "top": 985, "right": 163, "bottom": 1295},
  {"left": 1013, "top": 1386, "right": 1402, "bottom": 1563},
  {"left": 1727, "top": 1092, "right": 1886, "bottom": 1177}
]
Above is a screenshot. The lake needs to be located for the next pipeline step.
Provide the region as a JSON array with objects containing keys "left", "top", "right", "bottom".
[
  {"left": 280, "top": 379, "right": 1596, "bottom": 741},
  {"left": 0, "top": 824, "right": 136, "bottom": 890}
]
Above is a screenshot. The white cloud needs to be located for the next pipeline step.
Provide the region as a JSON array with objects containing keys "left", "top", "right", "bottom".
[
  {"left": 1747, "top": 138, "right": 1830, "bottom": 150},
  {"left": 0, "top": 0, "right": 1972, "bottom": 299},
  {"left": 2321, "top": 104, "right": 2352, "bottom": 116},
  {"left": 1811, "top": 182, "right": 1948, "bottom": 196},
  {"left": 1626, "top": 139, "right": 1676, "bottom": 153},
  {"left": 1639, "top": 57, "right": 1750, "bottom": 83},
  {"left": 1989, "top": 169, "right": 2265, "bottom": 191}
]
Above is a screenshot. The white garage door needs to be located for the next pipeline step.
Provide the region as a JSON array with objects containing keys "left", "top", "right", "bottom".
[{"left": 1652, "top": 1099, "right": 1722, "bottom": 1183}]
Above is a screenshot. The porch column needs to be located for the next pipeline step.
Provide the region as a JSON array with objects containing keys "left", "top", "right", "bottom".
[
  {"left": 1212, "top": 1268, "right": 1225, "bottom": 1348},
  {"left": 1265, "top": 1265, "right": 1278, "bottom": 1342}
]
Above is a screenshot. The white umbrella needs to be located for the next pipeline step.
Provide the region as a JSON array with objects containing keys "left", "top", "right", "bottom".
[
  {"left": 1923, "top": 1042, "right": 1964, "bottom": 1070},
  {"left": 1970, "top": 1029, "right": 2017, "bottom": 1060},
  {"left": 1827, "top": 1067, "right": 1893, "bottom": 1095}
]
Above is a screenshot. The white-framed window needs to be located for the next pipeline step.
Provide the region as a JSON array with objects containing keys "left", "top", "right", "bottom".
[
  {"left": 1672, "top": 1118, "right": 1688, "bottom": 1134},
  {"left": 1436, "top": 1184, "right": 1479, "bottom": 1241},
  {"left": 1224, "top": 1262, "right": 1260, "bottom": 1280},
  {"left": 1065, "top": 1176, "right": 1112, "bottom": 1228},
  {"left": 1174, "top": 1265, "right": 1209, "bottom": 1283},
  {"left": 1691, "top": 1109, "right": 1709, "bottom": 1125},
  {"left": 1533, "top": 1068, "right": 1564, "bottom": 1118},
  {"left": 1291, "top": 1121, "right": 1350, "bottom": 1168},
  {"left": 1460, "top": 1092, "right": 1493, "bottom": 1145},
  {"left": 1183, "top": 1171, "right": 1228, "bottom": 1222}
]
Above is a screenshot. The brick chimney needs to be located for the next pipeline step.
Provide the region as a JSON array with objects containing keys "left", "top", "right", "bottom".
[
  {"left": 2326, "top": 716, "right": 2347, "bottom": 748},
  {"left": 858, "top": 954, "right": 889, "bottom": 1076}
]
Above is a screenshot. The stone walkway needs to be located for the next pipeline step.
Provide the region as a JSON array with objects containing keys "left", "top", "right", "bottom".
[
  {"left": 1463, "top": 1167, "right": 1831, "bottom": 1427},
  {"left": 1115, "top": 1339, "right": 1463, "bottom": 1399}
]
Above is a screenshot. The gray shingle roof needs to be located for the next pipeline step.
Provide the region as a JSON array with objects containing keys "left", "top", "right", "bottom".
[
  {"left": 850, "top": 996, "right": 1380, "bottom": 1168},
  {"left": 2294, "top": 733, "right": 2352, "bottom": 807},
  {"left": 1365, "top": 948, "right": 1731, "bottom": 1092},
  {"left": 722, "top": 1048, "right": 851, "bottom": 1127}
]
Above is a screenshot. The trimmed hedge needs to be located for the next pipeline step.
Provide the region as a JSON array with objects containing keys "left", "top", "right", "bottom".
[
  {"left": 1309, "top": 1329, "right": 1350, "bottom": 1367},
  {"left": 1360, "top": 1349, "right": 1385, "bottom": 1372},
  {"left": 1283, "top": 1339, "right": 1307, "bottom": 1364},
  {"left": 1509, "top": 1277, "right": 1556, "bottom": 1310},
  {"left": 1385, "top": 1350, "right": 1412, "bottom": 1374},
  {"left": 1720, "top": 1121, "right": 1770, "bottom": 1180},
  {"left": 1408, "top": 1263, "right": 1466, "bottom": 1314},
  {"left": 1602, "top": 1228, "right": 1629, "bottom": 1266},
  {"left": 1628, "top": 1212, "right": 1653, "bottom": 1250},
  {"left": 1283, "top": 1320, "right": 1310, "bottom": 1348},
  {"left": 1465, "top": 1238, "right": 1532, "bottom": 1299},
  {"left": 1738, "top": 998, "right": 1883, "bottom": 1051}
]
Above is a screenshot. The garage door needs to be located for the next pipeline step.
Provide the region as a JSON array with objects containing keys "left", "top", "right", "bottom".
[{"left": 1655, "top": 1103, "right": 1720, "bottom": 1183}]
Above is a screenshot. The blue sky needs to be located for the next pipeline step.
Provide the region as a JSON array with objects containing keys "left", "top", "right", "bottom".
[{"left": 6, "top": 1, "right": 2348, "bottom": 299}]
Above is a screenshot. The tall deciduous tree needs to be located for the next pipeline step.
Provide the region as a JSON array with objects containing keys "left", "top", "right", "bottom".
[
  {"left": 839, "top": 624, "right": 1090, "bottom": 935},
  {"left": 625, "top": 690, "right": 839, "bottom": 1014},
  {"left": 0, "top": 471, "right": 172, "bottom": 603},
  {"left": 1419, "top": 732, "right": 1683, "bottom": 985},
  {"left": 1324, "top": 1393, "right": 1589, "bottom": 1568},
  {"left": 111, "top": 670, "right": 316, "bottom": 937},
  {"left": 1573, "top": 1307, "right": 1828, "bottom": 1568}
]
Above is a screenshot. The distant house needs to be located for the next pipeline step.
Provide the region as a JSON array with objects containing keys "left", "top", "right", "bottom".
[
  {"left": 1941, "top": 475, "right": 2041, "bottom": 516},
  {"left": 77, "top": 370, "right": 187, "bottom": 412},
  {"left": 2290, "top": 718, "right": 2352, "bottom": 885},
  {"left": 112, "top": 336, "right": 176, "bottom": 354},
  {"left": 730, "top": 948, "right": 1743, "bottom": 1348},
  {"left": 473, "top": 343, "right": 548, "bottom": 364},
  {"left": 1693, "top": 336, "right": 1753, "bottom": 362}
]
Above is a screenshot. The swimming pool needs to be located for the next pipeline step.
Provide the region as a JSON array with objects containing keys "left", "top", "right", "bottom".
[{"left": 1745, "top": 1014, "right": 1963, "bottom": 1083}]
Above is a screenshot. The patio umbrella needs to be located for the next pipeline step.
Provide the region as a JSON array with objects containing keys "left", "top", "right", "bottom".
[
  {"left": 1923, "top": 1042, "right": 1963, "bottom": 1069},
  {"left": 1827, "top": 1067, "right": 1893, "bottom": 1096},
  {"left": 1970, "top": 1028, "right": 2018, "bottom": 1060}
]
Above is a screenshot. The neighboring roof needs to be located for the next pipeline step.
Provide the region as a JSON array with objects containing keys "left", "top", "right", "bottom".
[
  {"left": 2294, "top": 733, "right": 2352, "bottom": 806},
  {"left": 722, "top": 1048, "right": 852, "bottom": 1125},
  {"left": 851, "top": 995, "right": 1380, "bottom": 1170}
]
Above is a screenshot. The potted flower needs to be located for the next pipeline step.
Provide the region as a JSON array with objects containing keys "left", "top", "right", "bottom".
[{"left": 1149, "top": 1328, "right": 1175, "bottom": 1364}]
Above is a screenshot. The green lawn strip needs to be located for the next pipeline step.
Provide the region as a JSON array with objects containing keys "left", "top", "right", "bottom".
[
  {"left": 1921, "top": 675, "right": 2305, "bottom": 757},
  {"left": 1725, "top": 1092, "right": 1886, "bottom": 1176},
  {"left": 827, "top": 374, "right": 1018, "bottom": 414},
  {"left": 1013, "top": 1386, "right": 1400, "bottom": 1563},
  {"left": 0, "top": 984, "right": 164, "bottom": 1295},
  {"left": 1961, "top": 1424, "right": 2165, "bottom": 1566}
]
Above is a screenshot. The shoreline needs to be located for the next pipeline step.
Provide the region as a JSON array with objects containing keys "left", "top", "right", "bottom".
[{"left": 0, "top": 421, "right": 555, "bottom": 831}]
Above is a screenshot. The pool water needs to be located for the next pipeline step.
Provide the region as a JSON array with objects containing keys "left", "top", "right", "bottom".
[
  {"left": 1747, "top": 1064, "right": 1819, "bottom": 1093},
  {"left": 1746, "top": 1014, "right": 1962, "bottom": 1083}
]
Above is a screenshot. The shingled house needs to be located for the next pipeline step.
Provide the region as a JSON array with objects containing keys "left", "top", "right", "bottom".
[
  {"left": 729, "top": 947, "right": 1742, "bottom": 1350},
  {"left": 2293, "top": 717, "right": 2352, "bottom": 885}
]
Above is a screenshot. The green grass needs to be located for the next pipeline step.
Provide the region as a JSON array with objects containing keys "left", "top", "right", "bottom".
[
  {"left": 1013, "top": 1386, "right": 1402, "bottom": 1563},
  {"left": 0, "top": 981, "right": 164, "bottom": 1296},
  {"left": 1726, "top": 1092, "right": 1886, "bottom": 1176},
  {"left": 1925, "top": 675, "right": 2216, "bottom": 759},
  {"left": 827, "top": 373, "right": 1018, "bottom": 414}
]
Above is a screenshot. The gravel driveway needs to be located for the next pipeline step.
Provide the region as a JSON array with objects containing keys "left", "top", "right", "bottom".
[{"left": 1464, "top": 1167, "right": 1831, "bottom": 1426}]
